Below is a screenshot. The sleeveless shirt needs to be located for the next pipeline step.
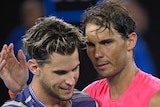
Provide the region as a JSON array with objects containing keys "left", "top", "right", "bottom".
[{"left": 86, "top": 69, "right": 160, "bottom": 107}]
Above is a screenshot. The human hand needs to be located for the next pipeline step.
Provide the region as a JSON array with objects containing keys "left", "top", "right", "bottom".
[{"left": 0, "top": 43, "right": 28, "bottom": 93}]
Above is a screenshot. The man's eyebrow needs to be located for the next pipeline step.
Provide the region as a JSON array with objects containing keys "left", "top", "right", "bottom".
[
  {"left": 53, "top": 70, "right": 67, "bottom": 72},
  {"left": 36, "top": 59, "right": 51, "bottom": 63},
  {"left": 72, "top": 64, "right": 80, "bottom": 71},
  {"left": 53, "top": 63, "right": 80, "bottom": 73}
]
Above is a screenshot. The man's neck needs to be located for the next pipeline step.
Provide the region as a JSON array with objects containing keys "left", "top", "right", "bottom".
[{"left": 107, "top": 67, "right": 139, "bottom": 99}]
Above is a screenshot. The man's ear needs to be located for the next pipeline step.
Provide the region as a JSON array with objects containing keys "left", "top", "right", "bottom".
[
  {"left": 126, "top": 32, "right": 137, "bottom": 51},
  {"left": 27, "top": 59, "right": 39, "bottom": 75}
]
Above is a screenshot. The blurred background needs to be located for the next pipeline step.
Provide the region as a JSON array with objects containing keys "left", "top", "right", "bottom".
[{"left": 0, "top": 0, "right": 159, "bottom": 105}]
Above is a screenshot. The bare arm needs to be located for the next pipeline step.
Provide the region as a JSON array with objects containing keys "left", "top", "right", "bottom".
[
  {"left": 149, "top": 90, "right": 160, "bottom": 107},
  {"left": 0, "top": 43, "right": 28, "bottom": 93}
]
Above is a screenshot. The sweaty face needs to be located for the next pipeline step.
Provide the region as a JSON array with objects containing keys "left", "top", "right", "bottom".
[
  {"left": 37, "top": 49, "right": 80, "bottom": 101},
  {"left": 85, "top": 23, "right": 129, "bottom": 78}
]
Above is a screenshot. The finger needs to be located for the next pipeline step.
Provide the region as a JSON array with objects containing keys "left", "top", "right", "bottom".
[
  {"left": 0, "top": 44, "right": 7, "bottom": 61},
  {"left": 0, "top": 60, "right": 6, "bottom": 72},
  {"left": 0, "top": 45, "right": 8, "bottom": 75},
  {"left": 0, "top": 44, "right": 8, "bottom": 75},
  {"left": 17, "top": 49, "right": 27, "bottom": 66},
  {"left": 7, "top": 43, "right": 20, "bottom": 64},
  {"left": 8, "top": 43, "right": 15, "bottom": 56}
]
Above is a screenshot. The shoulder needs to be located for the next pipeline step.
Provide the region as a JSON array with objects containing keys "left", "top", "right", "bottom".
[
  {"left": 82, "top": 78, "right": 107, "bottom": 93},
  {"left": 1, "top": 87, "right": 31, "bottom": 107},
  {"left": 1, "top": 100, "right": 27, "bottom": 107},
  {"left": 136, "top": 70, "right": 160, "bottom": 106},
  {"left": 138, "top": 70, "right": 160, "bottom": 87},
  {"left": 136, "top": 70, "right": 160, "bottom": 96},
  {"left": 71, "top": 89, "right": 99, "bottom": 107},
  {"left": 72, "top": 89, "right": 96, "bottom": 101},
  {"left": 149, "top": 90, "right": 160, "bottom": 107}
]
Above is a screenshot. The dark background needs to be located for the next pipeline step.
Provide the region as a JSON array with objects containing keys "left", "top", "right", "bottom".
[{"left": 0, "top": 0, "right": 160, "bottom": 105}]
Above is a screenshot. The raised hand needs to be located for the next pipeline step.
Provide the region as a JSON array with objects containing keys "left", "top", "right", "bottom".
[{"left": 0, "top": 43, "right": 28, "bottom": 93}]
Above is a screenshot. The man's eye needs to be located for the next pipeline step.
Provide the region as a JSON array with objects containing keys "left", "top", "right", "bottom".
[
  {"left": 54, "top": 70, "right": 68, "bottom": 75},
  {"left": 100, "top": 40, "right": 113, "bottom": 45}
]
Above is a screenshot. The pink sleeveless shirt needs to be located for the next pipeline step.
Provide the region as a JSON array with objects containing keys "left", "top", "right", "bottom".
[{"left": 86, "top": 69, "right": 160, "bottom": 107}]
